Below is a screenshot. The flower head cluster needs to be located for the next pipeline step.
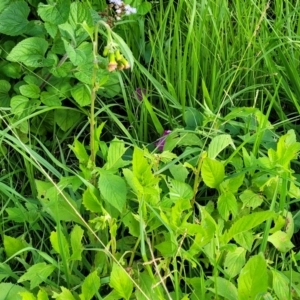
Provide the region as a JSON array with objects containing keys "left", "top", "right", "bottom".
[
  {"left": 103, "top": 47, "right": 130, "bottom": 72},
  {"left": 109, "top": 0, "right": 137, "bottom": 20}
]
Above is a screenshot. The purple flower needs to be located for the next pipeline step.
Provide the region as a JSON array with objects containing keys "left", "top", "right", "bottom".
[
  {"left": 135, "top": 87, "right": 147, "bottom": 101},
  {"left": 155, "top": 130, "right": 172, "bottom": 151}
]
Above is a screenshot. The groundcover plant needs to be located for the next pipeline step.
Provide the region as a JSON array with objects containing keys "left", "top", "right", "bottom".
[{"left": 1, "top": 0, "right": 300, "bottom": 299}]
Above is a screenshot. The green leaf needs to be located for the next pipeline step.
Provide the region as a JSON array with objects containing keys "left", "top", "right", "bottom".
[
  {"left": 71, "top": 83, "right": 91, "bottom": 107},
  {"left": 239, "top": 189, "right": 264, "bottom": 209},
  {"left": 19, "top": 291, "right": 36, "bottom": 300},
  {"left": 234, "top": 231, "right": 254, "bottom": 251},
  {"left": 237, "top": 254, "right": 268, "bottom": 299},
  {"left": 0, "top": 1, "right": 30, "bottom": 36},
  {"left": 44, "top": 22, "right": 58, "bottom": 38},
  {"left": 169, "top": 163, "right": 189, "bottom": 182},
  {"left": 37, "top": 289, "right": 49, "bottom": 300},
  {"left": 7, "top": 37, "right": 51, "bottom": 68},
  {"left": 82, "top": 188, "right": 102, "bottom": 213},
  {"left": 268, "top": 231, "right": 294, "bottom": 253},
  {"left": 208, "top": 277, "right": 238, "bottom": 300},
  {"left": 218, "top": 192, "right": 237, "bottom": 221},
  {"left": 137, "top": 1, "right": 152, "bottom": 15},
  {"left": 52, "top": 287, "right": 76, "bottom": 300},
  {"left": 54, "top": 109, "right": 82, "bottom": 131},
  {"left": 122, "top": 212, "right": 140, "bottom": 237},
  {"left": 225, "top": 211, "right": 275, "bottom": 243},
  {"left": 98, "top": 172, "right": 127, "bottom": 213},
  {"left": 19, "top": 84, "right": 40, "bottom": 99},
  {"left": 40, "top": 91, "right": 61, "bottom": 106},
  {"left": 63, "top": 39, "right": 86, "bottom": 66},
  {"left": 272, "top": 270, "right": 290, "bottom": 300},
  {"left": 110, "top": 263, "right": 133, "bottom": 300},
  {"left": 80, "top": 271, "right": 100, "bottom": 300},
  {"left": 208, "top": 134, "right": 235, "bottom": 159},
  {"left": 3, "top": 235, "right": 26, "bottom": 258},
  {"left": 0, "top": 283, "right": 27, "bottom": 300},
  {"left": 38, "top": 0, "right": 70, "bottom": 25},
  {"left": 18, "top": 263, "right": 55, "bottom": 290},
  {"left": 105, "top": 138, "right": 129, "bottom": 171},
  {"left": 155, "top": 233, "right": 178, "bottom": 257},
  {"left": 50, "top": 230, "right": 70, "bottom": 260},
  {"left": 168, "top": 178, "right": 194, "bottom": 202},
  {"left": 184, "top": 107, "right": 203, "bottom": 129},
  {"left": 224, "top": 247, "right": 246, "bottom": 278},
  {"left": 11, "top": 96, "right": 40, "bottom": 118},
  {"left": 135, "top": 272, "right": 162, "bottom": 300},
  {"left": 201, "top": 157, "right": 225, "bottom": 188},
  {"left": 70, "top": 225, "right": 84, "bottom": 261},
  {"left": 0, "top": 63, "right": 22, "bottom": 79},
  {"left": 69, "top": 2, "right": 93, "bottom": 27}
]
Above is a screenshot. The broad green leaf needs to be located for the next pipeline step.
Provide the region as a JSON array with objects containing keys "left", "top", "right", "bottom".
[
  {"left": 0, "top": 1, "right": 30, "bottom": 36},
  {"left": 184, "top": 107, "right": 203, "bottom": 129},
  {"left": 69, "top": 138, "right": 89, "bottom": 165},
  {"left": 69, "top": 2, "right": 93, "bottom": 27},
  {"left": 105, "top": 138, "right": 129, "bottom": 171},
  {"left": 237, "top": 254, "right": 268, "bottom": 299},
  {"left": 44, "top": 22, "right": 57, "bottom": 38},
  {"left": 135, "top": 272, "right": 162, "bottom": 300},
  {"left": 11, "top": 96, "right": 40, "bottom": 118},
  {"left": 208, "top": 276, "right": 238, "bottom": 300},
  {"left": 225, "top": 211, "right": 275, "bottom": 243},
  {"left": 19, "top": 84, "right": 40, "bottom": 99},
  {"left": 268, "top": 231, "right": 294, "bottom": 253},
  {"left": 169, "top": 163, "right": 189, "bottom": 182},
  {"left": 122, "top": 212, "right": 140, "bottom": 237},
  {"left": 218, "top": 192, "right": 237, "bottom": 221},
  {"left": 208, "top": 134, "right": 235, "bottom": 159},
  {"left": 19, "top": 291, "right": 36, "bottom": 300},
  {"left": 110, "top": 263, "right": 133, "bottom": 300},
  {"left": 239, "top": 189, "right": 264, "bottom": 209},
  {"left": 98, "top": 172, "right": 127, "bottom": 213},
  {"left": 50, "top": 230, "right": 70, "bottom": 260},
  {"left": 0, "top": 62, "right": 22, "bottom": 79},
  {"left": 82, "top": 187, "right": 102, "bottom": 213},
  {"left": 220, "top": 173, "right": 244, "bottom": 194},
  {"left": 272, "top": 270, "right": 290, "bottom": 300},
  {"left": 123, "top": 168, "right": 144, "bottom": 195},
  {"left": 168, "top": 178, "right": 194, "bottom": 202},
  {"left": 71, "top": 83, "right": 91, "bottom": 107},
  {"left": 18, "top": 263, "right": 55, "bottom": 290},
  {"left": 3, "top": 235, "right": 26, "bottom": 258},
  {"left": 7, "top": 37, "right": 51, "bottom": 68},
  {"left": 52, "top": 287, "right": 76, "bottom": 300},
  {"left": 70, "top": 225, "right": 84, "bottom": 261},
  {"left": 38, "top": 0, "right": 70, "bottom": 25},
  {"left": 224, "top": 247, "right": 246, "bottom": 278},
  {"left": 137, "top": 1, "right": 152, "bottom": 15},
  {"left": 37, "top": 289, "right": 49, "bottom": 300},
  {"left": 0, "top": 79, "right": 11, "bottom": 106},
  {"left": 0, "top": 80, "right": 11, "bottom": 93},
  {"left": 234, "top": 231, "right": 254, "bottom": 251},
  {"left": 40, "top": 91, "right": 61, "bottom": 106},
  {"left": 201, "top": 157, "right": 225, "bottom": 188},
  {"left": 54, "top": 109, "right": 82, "bottom": 131},
  {"left": 80, "top": 271, "right": 100, "bottom": 300},
  {"left": 62, "top": 39, "right": 86, "bottom": 66},
  {"left": 155, "top": 234, "right": 178, "bottom": 257},
  {"left": 0, "top": 283, "right": 27, "bottom": 300}
]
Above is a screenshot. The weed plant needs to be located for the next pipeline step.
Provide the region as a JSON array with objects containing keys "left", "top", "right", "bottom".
[{"left": 0, "top": 0, "right": 300, "bottom": 299}]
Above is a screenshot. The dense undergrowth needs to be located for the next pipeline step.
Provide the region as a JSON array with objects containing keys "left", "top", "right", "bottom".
[{"left": 1, "top": 0, "right": 300, "bottom": 299}]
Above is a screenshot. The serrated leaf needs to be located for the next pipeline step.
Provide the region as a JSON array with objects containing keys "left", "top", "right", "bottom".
[
  {"left": 272, "top": 270, "right": 290, "bottom": 300},
  {"left": 40, "top": 91, "right": 61, "bottom": 106},
  {"left": 54, "top": 109, "right": 81, "bottom": 131},
  {"left": 224, "top": 247, "right": 246, "bottom": 278},
  {"left": 37, "top": 289, "right": 49, "bottom": 300},
  {"left": 19, "top": 291, "right": 36, "bottom": 300},
  {"left": 3, "top": 235, "right": 26, "bottom": 258},
  {"left": 80, "top": 271, "right": 100, "bottom": 300},
  {"left": 7, "top": 37, "right": 50, "bottom": 68},
  {"left": 234, "top": 231, "right": 254, "bottom": 251},
  {"left": 268, "top": 231, "right": 294, "bottom": 252},
  {"left": 82, "top": 187, "right": 102, "bottom": 213},
  {"left": 0, "top": 283, "right": 27, "bottom": 300},
  {"left": 218, "top": 192, "right": 237, "bottom": 221},
  {"left": 105, "top": 138, "right": 129, "bottom": 171},
  {"left": 0, "top": 1, "right": 30, "bottom": 36},
  {"left": 168, "top": 178, "right": 194, "bottom": 202},
  {"left": 110, "top": 263, "right": 133, "bottom": 300},
  {"left": 19, "top": 84, "right": 40, "bottom": 99},
  {"left": 70, "top": 225, "right": 84, "bottom": 261},
  {"left": 52, "top": 287, "right": 76, "bottom": 300},
  {"left": 239, "top": 189, "right": 264, "bottom": 209},
  {"left": 50, "top": 230, "right": 70, "bottom": 260},
  {"left": 98, "top": 172, "right": 127, "bottom": 213},
  {"left": 208, "top": 276, "right": 238, "bottom": 300},
  {"left": 38, "top": 0, "right": 70, "bottom": 25},
  {"left": 11, "top": 95, "right": 40, "bottom": 117},
  {"left": 225, "top": 211, "right": 275, "bottom": 243},
  {"left": 237, "top": 254, "right": 268, "bottom": 299},
  {"left": 18, "top": 263, "right": 55, "bottom": 290},
  {"left": 71, "top": 83, "right": 91, "bottom": 107},
  {"left": 201, "top": 157, "right": 225, "bottom": 188},
  {"left": 208, "top": 134, "right": 235, "bottom": 159},
  {"left": 122, "top": 212, "right": 140, "bottom": 237},
  {"left": 69, "top": 2, "right": 93, "bottom": 27}
]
